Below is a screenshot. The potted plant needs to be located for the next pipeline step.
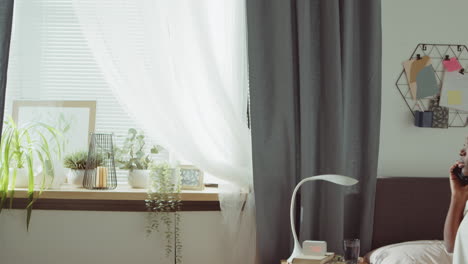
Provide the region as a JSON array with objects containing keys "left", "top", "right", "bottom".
[
  {"left": 115, "top": 128, "right": 159, "bottom": 188},
  {"left": 0, "top": 117, "right": 61, "bottom": 228},
  {"left": 63, "top": 151, "right": 103, "bottom": 187},
  {"left": 1, "top": 117, "right": 61, "bottom": 188},
  {"left": 146, "top": 162, "right": 182, "bottom": 263}
]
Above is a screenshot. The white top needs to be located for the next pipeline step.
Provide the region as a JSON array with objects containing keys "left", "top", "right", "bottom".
[{"left": 453, "top": 202, "right": 468, "bottom": 263}]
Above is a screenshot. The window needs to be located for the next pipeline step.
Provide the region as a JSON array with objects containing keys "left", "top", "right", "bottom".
[
  {"left": 4, "top": 0, "right": 169, "bottom": 184},
  {"left": 4, "top": 0, "right": 227, "bottom": 187}
]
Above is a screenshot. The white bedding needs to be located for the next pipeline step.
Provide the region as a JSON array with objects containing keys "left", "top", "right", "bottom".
[{"left": 369, "top": 240, "right": 452, "bottom": 264}]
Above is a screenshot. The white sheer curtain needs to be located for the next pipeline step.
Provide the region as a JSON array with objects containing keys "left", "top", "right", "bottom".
[{"left": 72, "top": 0, "right": 255, "bottom": 263}]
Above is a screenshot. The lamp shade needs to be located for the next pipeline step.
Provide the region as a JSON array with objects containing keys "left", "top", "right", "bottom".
[{"left": 287, "top": 175, "right": 358, "bottom": 263}]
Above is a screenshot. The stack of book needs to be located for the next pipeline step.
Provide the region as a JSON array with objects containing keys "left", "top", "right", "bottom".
[{"left": 280, "top": 254, "right": 335, "bottom": 264}]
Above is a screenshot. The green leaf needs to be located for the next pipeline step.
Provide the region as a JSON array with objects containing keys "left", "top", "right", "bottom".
[
  {"left": 26, "top": 192, "right": 34, "bottom": 231},
  {"left": 0, "top": 191, "right": 6, "bottom": 214},
  {"left": 63, "top": 151, "right": 89, "bottom": 170},
  {"left": 9, "top": 168, "right": 17, "bottom": 209},
  {"left": 150, "top": 146, "right": 159, "bottom": 154},
  {"left": 0, "top": 131, "right": 12, "bottom": 213},
  {"left": 136, "top": 150, "right": 144, "bottom": 159},
  {"left": 127, "top": 128, "right": 137, "bottom": 140},
  {"left": 62, "top": 123, "right": 71, "bottom": 133}
]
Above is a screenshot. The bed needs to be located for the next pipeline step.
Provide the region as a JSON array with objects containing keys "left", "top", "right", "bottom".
[{"left": 367, "top": 177, "right": 453, "bottom": 264}]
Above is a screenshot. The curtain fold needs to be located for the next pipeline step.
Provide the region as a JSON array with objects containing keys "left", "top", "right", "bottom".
[
  {"left": 247, "top": 0, "right": 381, "bottom": 263},
  {"left": 0, "top": 0, "right": 14, "bottom": 134},
  {"left": 72, "top": 1, "right": 255, "bottom": 264}
]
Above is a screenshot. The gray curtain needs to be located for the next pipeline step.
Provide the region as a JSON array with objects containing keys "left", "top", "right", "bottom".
[
  {"left": 0, "top": 0, "right": 13, "bottom": 134},
  {"left": 247, "top": 0, "right": 381, "bottom": 263}
]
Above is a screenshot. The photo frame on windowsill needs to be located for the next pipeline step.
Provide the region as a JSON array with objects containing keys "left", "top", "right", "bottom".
[
  {"left": 179, "top": 165, "right": 204, "bottom": 191},
  {"left": 12, "top": 100, "right": 97, "bottom": 183},
  {"left": 12, "top": 100, "right": 97, "bottom": 152}
]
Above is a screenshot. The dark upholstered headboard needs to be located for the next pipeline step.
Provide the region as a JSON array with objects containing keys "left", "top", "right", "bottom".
[{"left": 371, "top": 177, "right": 451, "bottom": 250}]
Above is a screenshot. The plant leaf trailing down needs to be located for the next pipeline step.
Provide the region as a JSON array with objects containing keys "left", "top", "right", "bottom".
[{"left": 146, "top": 162, "right": 182, "bottom": 264}]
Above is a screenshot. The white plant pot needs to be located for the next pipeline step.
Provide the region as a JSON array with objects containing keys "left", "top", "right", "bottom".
[
  {"left": 67, "top": 169, "right": 85, "bottom": 187},
  {"left": 51, "top": 160, "right": 66, "bottom": 188},
  {"left": 47, "top": 173, "right": 66, "bottom": 189},
  {"left": 9, "top": 168, "right": 30, "bottom": 188},
  {"left": 128, "top": 170, "right": 150, "bottom": 188},
  {"left": 34, "top": 170, "right": 65, "bottom": 190}
]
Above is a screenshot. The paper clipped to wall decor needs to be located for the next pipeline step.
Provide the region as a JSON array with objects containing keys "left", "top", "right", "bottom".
[{"left": 402, "top": 56, "right": 439, "bottom": 100}]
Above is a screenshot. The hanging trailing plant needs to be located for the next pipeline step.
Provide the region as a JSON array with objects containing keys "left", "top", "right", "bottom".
[{"left": 145, "top": 162, "right": 182, "bottom": 264}]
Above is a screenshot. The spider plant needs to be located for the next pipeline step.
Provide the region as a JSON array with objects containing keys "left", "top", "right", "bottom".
[{"left": 0, "top": 116, "right": 62, "bottom": 229}]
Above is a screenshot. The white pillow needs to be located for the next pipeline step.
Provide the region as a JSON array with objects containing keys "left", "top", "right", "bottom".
[{"left": 369, "top": 240, "right": 452, "bottom": 264}]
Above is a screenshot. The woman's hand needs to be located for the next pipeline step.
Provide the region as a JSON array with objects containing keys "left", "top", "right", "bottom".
[
  {"left": 449, "top": 161, "right": 468, "bottom": 201},
  {"left": 444, "top": 148, "right": 468, "bottom": 253}
]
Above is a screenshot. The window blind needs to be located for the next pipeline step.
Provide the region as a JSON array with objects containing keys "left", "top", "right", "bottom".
[{"left": 5, "top": 0, "right": 168, "bottom": 184}]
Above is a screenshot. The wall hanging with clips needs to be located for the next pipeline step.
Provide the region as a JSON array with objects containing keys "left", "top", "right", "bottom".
[{"left": 396, "top": 43, "right": 468, "bottom": 128}]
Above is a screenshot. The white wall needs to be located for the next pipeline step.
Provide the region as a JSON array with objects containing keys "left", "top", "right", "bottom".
[
  {"left": 0, "top": 210, "right": 227, "bottom": 264},
  {"left": 379, "top": 0, "right": 468, "bottom": 177}
]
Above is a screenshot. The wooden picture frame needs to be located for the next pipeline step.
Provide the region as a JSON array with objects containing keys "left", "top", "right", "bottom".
[
  {"left": 179, "top": 165, "right": 204, "bottom": 191},
  {"left": 12, "top": 100, "right": 97, "bottom": 152}
]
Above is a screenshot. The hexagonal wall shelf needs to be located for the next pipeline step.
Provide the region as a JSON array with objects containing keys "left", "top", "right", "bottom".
[{"left": 396, "top": 43, "right": 468, "bottom": 127}]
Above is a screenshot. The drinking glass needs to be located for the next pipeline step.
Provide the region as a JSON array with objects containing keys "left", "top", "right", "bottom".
[{"left": 343, "top": 238, "right": 360, "bottom": 264}]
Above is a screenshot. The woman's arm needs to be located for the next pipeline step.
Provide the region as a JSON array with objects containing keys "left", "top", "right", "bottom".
[
  {"left": 444, "top": 162, "right": 468, "bottom": 253},
  {"left": 444, "top": 194, "right": 467, "bottom": 252}
]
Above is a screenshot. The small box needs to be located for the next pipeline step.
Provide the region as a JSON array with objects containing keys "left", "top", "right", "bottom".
[{"left": 414, "top": 111, "right": 433, "bottom": 127}]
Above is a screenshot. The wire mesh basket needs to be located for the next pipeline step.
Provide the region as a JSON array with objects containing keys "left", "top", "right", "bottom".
[{"left": 83, "top": 133, "right": 117, "bottom": 190}]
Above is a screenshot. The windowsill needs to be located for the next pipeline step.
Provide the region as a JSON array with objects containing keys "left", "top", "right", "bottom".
[
  {"left": 7, "top": 184, "right": 220, "bottom": 212},
  {"left": 10, "top": 184, "right": 219, "bottom": 201}
]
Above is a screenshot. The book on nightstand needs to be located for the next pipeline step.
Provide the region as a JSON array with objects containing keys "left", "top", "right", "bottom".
[{"left": 280, "top": 254, "right": 334, "bottom": 264}]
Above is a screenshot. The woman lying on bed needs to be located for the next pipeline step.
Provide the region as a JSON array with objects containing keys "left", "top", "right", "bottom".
[{"left": 444, "top": 154, "right": 468, "bottom": 263}]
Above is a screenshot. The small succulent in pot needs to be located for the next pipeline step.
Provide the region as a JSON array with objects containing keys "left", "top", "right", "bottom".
[
  {"left": 64, "top": 151, "right": 88, "bottom": 170},
  {"left": 63, "top": 151, "right": 102, "bottom": 187}
]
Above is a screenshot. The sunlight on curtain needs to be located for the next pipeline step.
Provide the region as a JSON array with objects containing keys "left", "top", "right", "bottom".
[{"left": 71, "top": 1, "right": 255, "bottom": 263}]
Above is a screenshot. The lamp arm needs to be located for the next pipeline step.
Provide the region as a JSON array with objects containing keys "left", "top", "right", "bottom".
[
  {"left": 287, "top": 175, "right": 358, "bottom": 263},
  {"left": 289, "top": 177, "right": 315, "bottom": 251}
]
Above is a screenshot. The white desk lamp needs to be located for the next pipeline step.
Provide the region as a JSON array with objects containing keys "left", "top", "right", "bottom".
[{"left": 286, "top": 174, "right": 358, "bottom": 264}]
